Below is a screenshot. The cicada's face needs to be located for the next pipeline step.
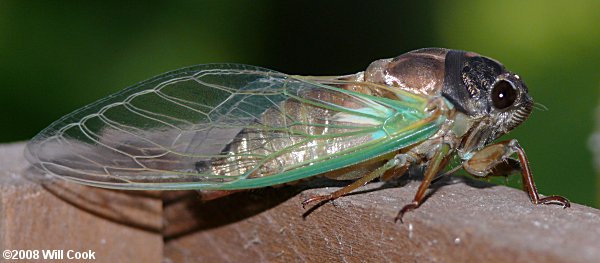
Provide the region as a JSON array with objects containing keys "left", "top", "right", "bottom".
[
  {"left": 486, "top": 72, "right": 534, "bottom": 133},
  {"left": 441, "top": 50, "right": 534, "bottom": 143}
]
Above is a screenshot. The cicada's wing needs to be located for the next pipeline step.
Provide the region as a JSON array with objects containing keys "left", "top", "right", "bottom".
[{"left": 25, "top": 64, "right": 446, "bottom": 190}]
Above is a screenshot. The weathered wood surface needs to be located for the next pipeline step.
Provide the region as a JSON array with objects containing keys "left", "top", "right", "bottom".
[
  {"left": 1, "top": 142, "right": 599, "bottom": 262},
  {"left": 0, "top": 142, "right": 163, "bottom": 262}
]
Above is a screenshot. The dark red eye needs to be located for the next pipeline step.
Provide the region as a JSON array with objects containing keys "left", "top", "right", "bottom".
[{"left": 491, "top": 80, "right": 517, "bottom": 109}]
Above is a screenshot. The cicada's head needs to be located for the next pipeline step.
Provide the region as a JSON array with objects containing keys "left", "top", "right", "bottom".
[{"left": 441, "top": 50, "right": 534, "bottom": 142}]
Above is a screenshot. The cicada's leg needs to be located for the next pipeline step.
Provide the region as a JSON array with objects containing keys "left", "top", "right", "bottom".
[
  {"left": 395, "top": 143, "right": 451, "bottom": 223},
  {"left": 301, "top": 153, "right": 416, "bottom": 208},
  {"left": 463, "top": 139, "right": 570, "bottom": 208}
]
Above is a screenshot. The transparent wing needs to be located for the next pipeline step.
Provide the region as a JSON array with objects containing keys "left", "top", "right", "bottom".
[{"left": 25, "top": 64, "right": 446, "bottom": 190}]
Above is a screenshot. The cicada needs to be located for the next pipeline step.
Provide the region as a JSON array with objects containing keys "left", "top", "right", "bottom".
[{"left": 25, "top": 48, "right": 569, "bottom": 222}]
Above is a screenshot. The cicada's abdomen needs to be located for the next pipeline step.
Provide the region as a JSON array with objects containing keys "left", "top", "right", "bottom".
[{"left": 205, "top": 86, "right": 390, "bottom": 179}]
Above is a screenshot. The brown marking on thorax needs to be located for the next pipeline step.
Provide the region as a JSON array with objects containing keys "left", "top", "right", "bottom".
[{"left": 363, "top": 49, "right": 448, "bottom": 97}]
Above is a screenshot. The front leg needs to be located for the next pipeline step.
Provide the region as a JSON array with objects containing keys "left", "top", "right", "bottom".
[{"left": 463, "top": 139, "right": 570, "bottom": 208}]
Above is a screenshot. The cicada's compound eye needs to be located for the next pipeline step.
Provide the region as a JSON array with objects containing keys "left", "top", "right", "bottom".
[{"left": 490, "top": 79, "right": 517, "bottom": 110}]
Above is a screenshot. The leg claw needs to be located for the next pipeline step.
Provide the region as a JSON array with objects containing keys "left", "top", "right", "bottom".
[
  {"left": 301, "top": 194, "right": 333, "bottom": 209},
  {"left": 395, "top": 201, "right": 419, "bottom": 223},
  {"left": 538, "top": 195, "right": 570, "bottom": 209}
]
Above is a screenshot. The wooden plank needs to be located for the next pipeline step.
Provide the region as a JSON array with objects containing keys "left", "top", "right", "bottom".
[
  {"left": 164, "top": 174, "right": 600, "bottom": 263},
  {"left": 3, "top": 141, "right": 599, "bottom": 262},
  {"left": 0, "top": 142, "right": 163, "bottom": 262}
]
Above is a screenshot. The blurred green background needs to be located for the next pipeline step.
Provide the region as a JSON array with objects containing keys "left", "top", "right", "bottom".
[{"left": 1, "top": 1, "right": 598, "bottom": 207}]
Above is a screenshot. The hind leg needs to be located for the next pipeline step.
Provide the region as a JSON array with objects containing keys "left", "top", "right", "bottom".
[{"left": 301, "top": 153, "right": 417, "bottom": 208}]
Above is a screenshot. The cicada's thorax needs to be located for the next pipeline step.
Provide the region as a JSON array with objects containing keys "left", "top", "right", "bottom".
[
  {"left": 340, "top": 48, "right": 472, "bottom": 157},
  {"left": 362, "top": 48, "right": 449, "bottom": 97}
]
